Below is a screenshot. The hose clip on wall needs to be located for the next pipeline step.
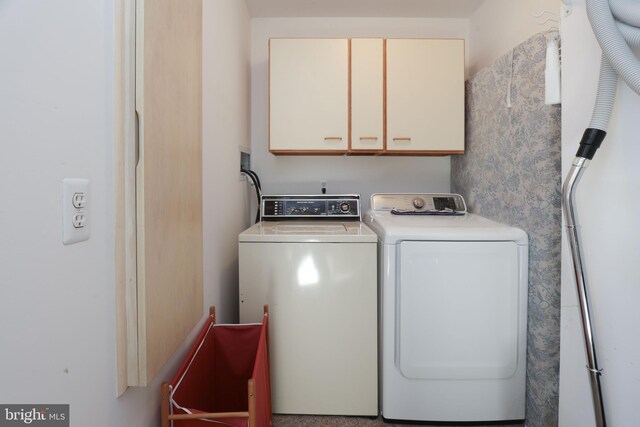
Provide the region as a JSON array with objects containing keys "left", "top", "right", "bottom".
[{"left": 562, "top": 0, "right": 640, "bottom": 426}]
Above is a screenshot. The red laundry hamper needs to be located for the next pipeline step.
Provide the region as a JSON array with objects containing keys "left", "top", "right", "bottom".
[{"left": 161, "top": 306, "right": 272, "bottom": 427}]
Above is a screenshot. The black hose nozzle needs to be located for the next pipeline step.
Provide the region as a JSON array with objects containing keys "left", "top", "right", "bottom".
[{"left": 576, "top": 128, "right": 607, "bottom": 160}]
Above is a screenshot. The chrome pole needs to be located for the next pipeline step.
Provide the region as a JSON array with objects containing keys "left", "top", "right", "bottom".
[{"left": 562, "top": 156, "right": 607, "bottom": 427}]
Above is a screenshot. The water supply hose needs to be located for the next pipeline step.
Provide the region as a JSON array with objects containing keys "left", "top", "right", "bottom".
[
  {"left": 241, "top": 169, "right": 262, "bottom": 223},
  {"left": 562, "top": 1, "right": 640, "bottom": 425}
]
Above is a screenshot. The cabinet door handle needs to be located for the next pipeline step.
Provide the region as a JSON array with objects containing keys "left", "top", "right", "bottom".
[
  {"left": 134, "top": 110, "right": 141, "bottom": 167},
  {"left": 392, "top": 137, "right": 412, "bottom": 142},
  {"left": 359, "top": 136, "right": 378, "bottom": 141},
  {"left": 324, "top": 137, "right": 343, "bottom": 141}
]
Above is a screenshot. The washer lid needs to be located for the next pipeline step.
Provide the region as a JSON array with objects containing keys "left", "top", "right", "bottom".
[
  {"left": 364, "top": 211, "right": 528, "bottom": 245},
  {"left": 239, "top": 221, "right": 378, "bottom": 243}
]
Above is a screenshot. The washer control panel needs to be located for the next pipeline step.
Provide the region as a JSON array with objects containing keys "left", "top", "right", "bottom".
[{"left": 261, "top": 195, "right": 361, "bottom": 220}]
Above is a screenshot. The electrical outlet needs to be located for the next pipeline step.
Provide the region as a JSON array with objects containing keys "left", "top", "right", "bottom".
[
  {"left": 72, "top": 212, "right": 87, "bottom": 228},
  {"left": 72, "top": 192, "right": 86, "bottom": 209},
  {"left": 63, "top": 178, "right": 90, "bottom": 245}
]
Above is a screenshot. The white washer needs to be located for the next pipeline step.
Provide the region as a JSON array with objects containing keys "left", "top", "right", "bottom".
[
  {"left": 239, "top": 195, "right": 378, "bottom": 416},
  {"left": 365, "top": 193, "right": 528, "bottom": 423}
]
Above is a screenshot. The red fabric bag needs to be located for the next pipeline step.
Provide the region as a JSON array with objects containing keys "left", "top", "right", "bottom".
[{"left": 162, "top": 309, "right": 271, "bottom": 427}]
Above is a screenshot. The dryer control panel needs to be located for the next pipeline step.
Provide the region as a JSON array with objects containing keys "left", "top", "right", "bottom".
[
  {"left": 261, "top": 194, "right": 361, "bottom": 220},
  {"left": 371, "top": 193, "right": 467, "bottom": 215}
]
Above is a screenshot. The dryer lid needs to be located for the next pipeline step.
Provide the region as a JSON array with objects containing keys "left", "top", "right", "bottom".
[{"left": 364, "top": 210, "right": 528, "bottom": 245}]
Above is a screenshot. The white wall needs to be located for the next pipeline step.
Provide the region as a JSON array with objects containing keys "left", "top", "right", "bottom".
[
  {"left": 0, "top": 0, "right": 251, "bottom": 425},
  {"left": 559, "top": 1, "right": 640, "bottom": 426},
  {"left": 202, "top": 0, "right": 252, "bottom": 323},
  {"left": 468, "top": 0, "right": 562, "bottom": 76},
  {"left": 250, "top": 18, "right": 469, "bottom": 209}
]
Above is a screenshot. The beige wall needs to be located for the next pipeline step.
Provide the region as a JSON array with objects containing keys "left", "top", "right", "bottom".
[{"left": 202, "top": 0, "right": 252, "bottom": 323}]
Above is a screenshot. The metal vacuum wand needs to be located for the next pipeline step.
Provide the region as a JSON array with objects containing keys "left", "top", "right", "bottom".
[{"left": 562, "top": 144, "right": 607, "bottom": 427}]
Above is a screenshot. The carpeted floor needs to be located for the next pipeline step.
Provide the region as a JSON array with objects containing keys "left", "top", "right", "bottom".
[{"left": 272, "top": 414, "right": 524, "bottom": 427}]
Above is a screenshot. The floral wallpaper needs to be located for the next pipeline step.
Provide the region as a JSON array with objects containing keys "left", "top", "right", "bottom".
[{"left": 451, "top": 32, "right": 562, "bottom": 427}]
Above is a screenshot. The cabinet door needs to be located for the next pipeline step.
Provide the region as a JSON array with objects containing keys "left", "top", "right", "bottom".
[
  {"left": 386, "top": 39, "right": 465, "bottom": 153},
  {"left": 269, "top": 38, "right": 349, "bottom": 153},
  {"left": 120, "top": 0, "right": 203, "bottom": 388},
  {"left": 351, "top": 38, "right": 384, "bottom": 152}
]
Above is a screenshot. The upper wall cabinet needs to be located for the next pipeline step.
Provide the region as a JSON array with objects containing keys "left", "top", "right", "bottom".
[
  {"left": 269, "top": 37, "right": 465, "bottom": 155},
  {"left": 351, "top": 38, "right": 384, "bottom": 153},
  {"left": 269, "top": 38, "right": 349, "bottom": 154},
  {"left": 386, "top": 39, "right": 465, "bottom": 154}
]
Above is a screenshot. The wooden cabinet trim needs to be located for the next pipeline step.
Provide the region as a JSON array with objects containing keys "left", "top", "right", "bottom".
[
  {"left": 269, "top": 149, "right": 463, "bottom": 156},
  {"left": 383, "top": 38, "right": 387, "bottom": 151},
  {"left": 348, "top": 39, "right": 352, "bottom": 151},
  {"left": 270, "top": 149, "right": 351, "bottom": 155}
]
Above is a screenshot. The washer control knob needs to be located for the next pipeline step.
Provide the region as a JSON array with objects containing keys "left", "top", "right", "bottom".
[
  {"left": 339, "top": 202, "right": 351, "bottom": 212},
  {"left": 412, "top": 197, "right": 426, "bottom": 209}
]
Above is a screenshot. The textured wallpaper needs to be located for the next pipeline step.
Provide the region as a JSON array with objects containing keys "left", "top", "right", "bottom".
[{"left": 451, "top": 32, "right": 562, "bottom": 427}]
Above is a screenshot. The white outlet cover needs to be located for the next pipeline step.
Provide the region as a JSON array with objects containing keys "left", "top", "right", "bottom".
[{"left": 63, "top": 178, "right": 90, "bottom": 245}]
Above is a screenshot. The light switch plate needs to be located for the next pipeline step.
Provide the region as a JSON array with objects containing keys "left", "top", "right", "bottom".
[{"left": 63, "top": 178, "right": 90, "bottom": 245}]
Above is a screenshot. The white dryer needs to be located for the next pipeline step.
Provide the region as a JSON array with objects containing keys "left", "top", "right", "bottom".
[{"left": 365, "top": 193, "right": 528, "bottom": 423}]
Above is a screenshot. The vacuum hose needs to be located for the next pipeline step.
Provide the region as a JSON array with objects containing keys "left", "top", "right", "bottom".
[{"left": 562, "top": 1, "right": 640, "bottom": 426}]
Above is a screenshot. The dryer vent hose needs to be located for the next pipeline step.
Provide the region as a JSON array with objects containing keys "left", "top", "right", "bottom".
[{"left": 563, "top": 1, "right": 640, "bottom": 426}]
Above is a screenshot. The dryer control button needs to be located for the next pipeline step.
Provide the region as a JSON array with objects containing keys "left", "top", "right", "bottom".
[{"left": 412, "top": 198, "right": 425, "bottom": 209}]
